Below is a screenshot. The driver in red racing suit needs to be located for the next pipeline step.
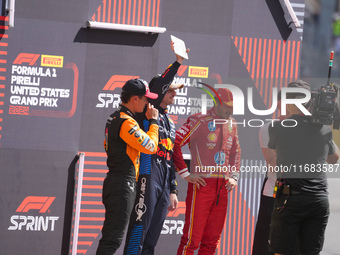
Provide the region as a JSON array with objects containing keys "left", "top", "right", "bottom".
[{"left": 172, "top": 88, "right": 241, "bottom": 255}]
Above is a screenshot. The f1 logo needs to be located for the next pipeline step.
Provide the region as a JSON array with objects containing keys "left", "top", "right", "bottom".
[
  {"left": 16, "top": 196, "right": 56, "bottom": 213},
  {"left": 103, "top": 75, "right": 140, "bottom": 91},
  {"left": 13, "top": 53, "right": 40, "bottom": 65}
]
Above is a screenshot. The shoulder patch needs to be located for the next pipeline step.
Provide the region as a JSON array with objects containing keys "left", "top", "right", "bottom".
[
  {"left": 141, "top": 136, "right": 150, "bottom": 147},
  {"left": 145, "top": 141, "right": 156, "bottom": 152},
  {"left": 134, "top": 130, "right": 142, "bottom": 138},
  {"left": 128, "top": 125, "right": 138, "bottom": 134}
]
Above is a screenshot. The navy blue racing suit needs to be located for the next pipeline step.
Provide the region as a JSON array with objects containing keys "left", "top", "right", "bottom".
[{"left": 123, "top": 61, "right": 180, "bottom": 255}]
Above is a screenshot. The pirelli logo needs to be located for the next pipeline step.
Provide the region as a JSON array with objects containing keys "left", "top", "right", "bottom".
[
  {"left": 41, "top": 55, "right": 64, "bottom": 68},
  {"left": 188, "top": 66, "right": 209, "bottom": 78}
]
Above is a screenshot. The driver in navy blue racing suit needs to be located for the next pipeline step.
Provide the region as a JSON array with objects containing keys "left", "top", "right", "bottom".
[{"left": 124, "top": 41, "right": 189, "bottom": 255}]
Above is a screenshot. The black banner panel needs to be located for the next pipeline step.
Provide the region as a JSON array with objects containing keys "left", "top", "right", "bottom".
[{"left": 0, "top": 0, "right": 307, "bottom": 254}]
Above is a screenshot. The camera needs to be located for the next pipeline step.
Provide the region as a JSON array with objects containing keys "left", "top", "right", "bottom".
[{"left": 310, "top": 83, "right": 340, "bottom": 129}]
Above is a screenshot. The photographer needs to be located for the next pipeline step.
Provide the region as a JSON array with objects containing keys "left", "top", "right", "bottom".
[
  {"left": 252, "top": 90, "right": 298, "bottom": 255},
  {"left": 268, "top": 80, "right": 340, "bottom": 255}
]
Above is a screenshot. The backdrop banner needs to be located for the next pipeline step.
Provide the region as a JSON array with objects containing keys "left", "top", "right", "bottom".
[{"left": 0, "top": 0, "right": 305, "bottom": 254}]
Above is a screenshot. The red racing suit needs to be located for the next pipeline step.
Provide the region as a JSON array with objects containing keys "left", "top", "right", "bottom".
[{"left": 172, "top": 107, "right": 241, "bottom": 255}]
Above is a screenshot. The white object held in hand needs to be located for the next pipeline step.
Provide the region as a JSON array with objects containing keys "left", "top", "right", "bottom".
[{"left": 171, "top": 35, "right": 189, "bottom": 60}]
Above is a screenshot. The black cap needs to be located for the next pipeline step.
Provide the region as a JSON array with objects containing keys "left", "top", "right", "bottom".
[
  {"left": 149, "top": 75, "right": 160, "bottom": 91},
  {"left": 149, "top": 75, "right": 184, "bottom": 92},
  {"left": 288, "top": 80, "right": 311, "bottom": 91},
  {"left": 122, "top": 79, "right": 158, "bottom": 99},
  {"left": 287, "top": 80, "right": 311, "bottom": 99}
]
